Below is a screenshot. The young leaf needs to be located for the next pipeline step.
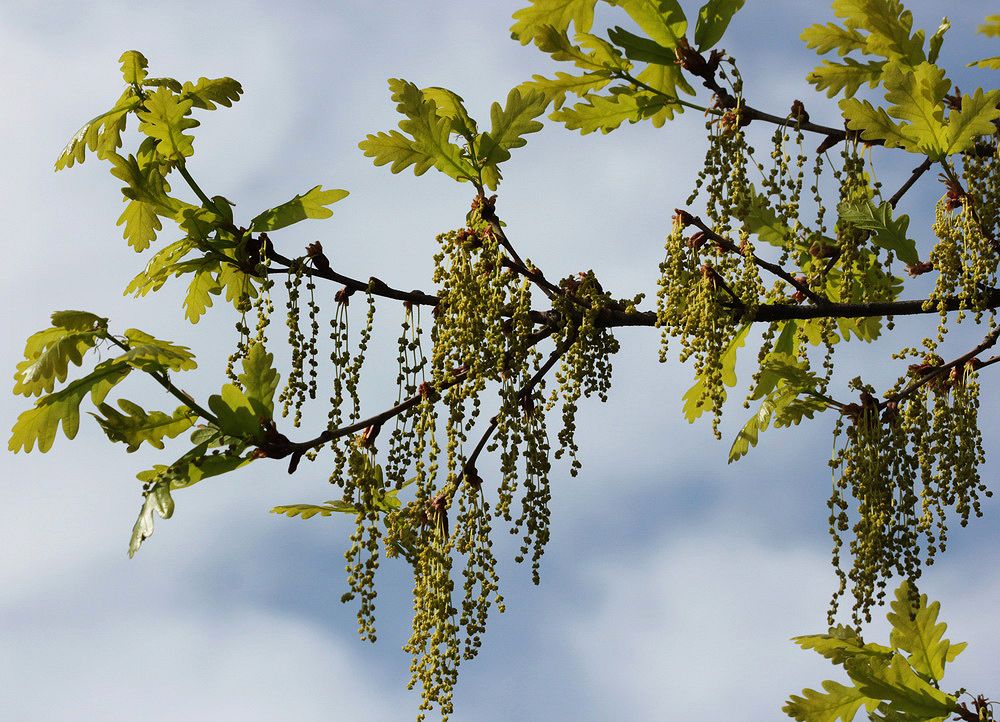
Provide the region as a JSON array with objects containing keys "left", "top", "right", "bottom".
[
  {"left": 979, "top": 14, "right": 1000, "bottom": 37},
  {"left": 783, "top": 680, "right": 877, "bottom": 722},
  {"left": 55, "top": 92, "right": 141, "bottom": 170},
  {"left": 239, "top": 342, "right": 279, "bottom": 418},
  {"left": 945, "top": 88, "right": 1000, "bottom": 155},
  {"left": 119, "top": 329, "right": 198, "bottom": 372},
  {"left": 968, "top": 56, "right": 1000, "bottom": 70},
  {"left": 124, "top": 238, "right": 197, "bottom": 297},
  {"left": 801, "top": 23, "right": 868, "bottom": 56},
  {"left": 207, "top": 384, "right": 262, "bottom": 440},
  {"left": 830, "top": 0, "right": 925, "bottom": 64},
  {"left": 478, "top": 88, "right": 548, "bottom": 178},
  {"left": 119, "top": 50, "right": 148, "bottom": 85},
  {"left": 183, "top": 264, "right": 222, "bottom": 323},
  {"left": 359, "top": 130, "right": 437, "bottom": 176},
  {"left": 117, "top": 199, "right": 162, "bottom": 252},
  {"left": 9, "top": 362, "right": 131, "bottom": 453},
  {"left": 838, "top": 200, "right": 918, "bottom": 264},
  {"left": 248, "top": 185, "right": 349, "bottom": 232},
  {"left": 420, "top": 87, "right": 478, "bottom": 137},
  {"left": 683, "top": 325, "right": 749, "bottom": 422},
  {"left": 532, "top": 26, "right": 613, "bottom": 71},
  {"left": 136, "top": 86, "right": 199, "bottom": 161},
  {"left": 792, "top": 625, "right": 893, "bottom": 665},
  {"left": 611, "top": 0, "right": 687, "bottom": 50},
  {"left": 927, "top": 17, "right": 949, "bottom": 64},
  {"left": 180, "top": 77, "right": 244, "bottom": 110},
  {"left": 93, "top": 400, "right": 196, "bottom": 452},
  {"left": 519, "top": 71, "right": 613, "bottom": 111},
  {"left": 510, "top": 0, "right": 598, "bottom": 44},
  {"left": 887, "top": 582, "right": 967, "bottom": 683},
  {"left": 843, "top": 655, "right": 956, "bottom": 718},
  {"left": 840, "top": 98, "right": 916, "bottom": 151},
  {"left": 694, "top": 0, "right": 745, "bottom": 51},
  {"left": 271, "top": 500, "right": 359, "bottom": 519},
  {"left": 551, "top": 90, "right": 671, "bottom": 134},
  {"left": 14, "top": 312, "right": 109, "bottom": 397},
  {"left": 881, "top": 62, "right": 949, "bottom": 155},
  {"left": 607, "top": 26, "right": 676, "bottom": 65},
  {"left": 807, "top": 58, "right": 885, "bottom": 98}
]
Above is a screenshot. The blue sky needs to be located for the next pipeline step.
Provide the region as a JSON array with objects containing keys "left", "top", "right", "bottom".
[{"left": 2, "top": 1, "right": 999, "bottom": 720}]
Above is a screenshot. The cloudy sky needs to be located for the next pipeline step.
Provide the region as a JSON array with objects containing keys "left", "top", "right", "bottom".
[{"left": 2, "top": 1, "right": 998, "bottom": 720}]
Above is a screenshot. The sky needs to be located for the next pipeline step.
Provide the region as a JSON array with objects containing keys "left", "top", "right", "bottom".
[{"left": 1, "top": 1, "right": 999, "bottom": 721}]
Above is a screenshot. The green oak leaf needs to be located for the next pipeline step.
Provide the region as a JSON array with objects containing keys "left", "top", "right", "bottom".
[
  {"left": 840, "top": 98, "right": 915, "bottom": 151},
  {"left": 136, "top": 86, "right": 199, "bottom": 161},
  {"left": 421, "top": 86, "right": 478, "bottom": 138},
  {"left": 551, "top": 89, "right": 672, "bottom": 134},
  {"left": 117, "top": 198, "right": 162, "bottom": 252},
  {"left": 882, "top": 62, "right": 949, "bottom": 154},
  {"left": 694, "top": 0, "right": 746, "bottom": 51},
  {"left": 843, "top": 655, "right": 956, "bottom": 718},
  {"left": 801, "top": 23, "right": 868, "bottom": 56},
  {"left": 928, "top": 17, "right": 949, "bottom": 64},
  {"left": 93, "top": 400, "right": 196, "bottom": 452},
  {"left": 55, "top": 90, "right": 141, "bottom": 170},
  {"left": 607, "top": 26, "right": 676, "bottom": 65},
  {"left": 248, "top": 185, "right": 349, "bottom": 232},
  {"left": 271, "top": 500, "right": 359, "bottom": 519},
  {"left": 945, "top": 88, "right": 1000, "bottom": 154},
  {"left": 510, "top": 0, "right": 597, "bottom": 44},
  {"left": 208, "top": 383, "right": 263, "bottom": 440},
  {"left": 831, "top": 0, "right": 925, "bottom": 65},
  {"left": 180, "top": 77, "right": 244, "bottom": 110},
  {"left": 119, "top": 329, "right": 198, "bottom": 372},
  {"left": 887, "top": 582, "right": 967, "bottom": 683},
  {"left": 783, "top": 680, "right": 878, "bottom": 722},
  {"left": 124, "top": 238, "right": 197, "bottom": 297},
  {"left": 610, "top": 0, "right": 687, "bottom": 49},
  {"left": 838, "top": 200, "right": 918, "bottom": 264},
  {"left": 518, "top": 71, "right": 613, "bottom": 111},
  {"left": 968, "top": 56, "right": 1000, "bottom": 70},
  {"left": 14, "top": 311, "right": 109, "bottom": 397},
  {"left": 9, "top": 361, "right": 131, "bottom": 453},
  {"left": 979, "top": 14, "right": 1000, "bottom": 37},
  {"left": 683, "top": 324, "right": 749, "bottom": 423},
  {"left": 808, "top": 59, "right": 885, "bottom": 98},
  {"left": 532, "top": 26, "right": 613, "bottom": 71},
  {"left": 478, "top": 88, "right": 548, "bottom": 189},
  {"left": 183, "top": 263, "right": 222, "bottom": 323},
  {"left": 119, "top": 50, "right": 148, "bottom": 85},
  {"left": 793, "top": 625, "right": 894, "bottom": 665},
  {"left": 239, "top": 342, "right": 279, "bottom": 418}
]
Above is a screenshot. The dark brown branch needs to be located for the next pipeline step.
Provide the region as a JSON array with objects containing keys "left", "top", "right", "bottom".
[
  {"left": 462, "top": 338, "right": 569, "bottom": 477},
  {"left": 592, "top": 289, "right": 1000, "bottom": 327},
  {"left": 883, "top": 325, "right": 1000, "bottom": 407},
  {"left": 888, "top": 157, "right": 933, "bottom": 209},
  {"left": 267, "top": 250, "right": 439, "bottom": 306},
  {"left": 688, "top": 216, "right": 829, "bottom": 304}
]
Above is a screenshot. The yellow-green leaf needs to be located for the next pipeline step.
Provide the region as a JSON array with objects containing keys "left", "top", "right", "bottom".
[
  {"left": 783, "top": 680, "right": 878, "bottom": 722},
  {"left": 271, "top": 501, "right": 359, "bottom": 519},
  {"left": 180, "top": 77, "right": 243, "bottom": 110},
  {"left": 136, "top": 86, "right": 199, "bottom": 161},
  {"left": 183, "top": 265, "right": 221, "bottom": 323},
  {"left": 14, "top": 311, "right": 109, "bottom": 397},
  {"left": 239, "top": 342, "right": 279, "bottom": 418},
  {"left": 945, "top": 88, "right": 1000, "bottom": 155},
  {"left": 518, "top": 71, "right": 613, "bottom": 111},
  {"left": 117, "top": 199, "right": 162, "bottom": 251},
  {"left": 968, "top": 56, "right": 1000, "bottom": 70},
  {"left": 807, "top": 58, "right": 885, "bottom": 98},
  {"left": 887, "top": 582, "right": 966, "bottom": 683},
  {"left": 801, "top": 23, "right": 868, "bottom": 56},
  {"left": 55, "top": 91, "right": 141, "bottom": 170},
  {"left": 511, "top": 0, "right": 598, "bottom": 44},
  {"left": 248, "top": 185, "right": 349, "bottom": 232},
  {"left": 551, "top": 89, "right": 672, "bottom": 134},
  {"left": 208, "top": 384, "right": 262, "bottom": 440},
  {"left": 119, "top": 50, "right": 148, "bottom": 85},
  {"left": 120, "top": 329, "right": 197, "bottom": 372},
  {"left": 977, "top": 14, "right": 1000, "bottom": 37},
  {"left": 611, "top": 0, "right": 687, "bottom": 49},
  {"left": 694, "top": 0, "right": 745, "bottom": 51},
  {"left": 93, "top": 400, "right": 196, "bottom": 452}
]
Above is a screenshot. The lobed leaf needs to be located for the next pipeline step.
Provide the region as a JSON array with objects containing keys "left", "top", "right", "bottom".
[
  {"left": 694, "top": 0, "right": 745, "bottom": 51},
  {"left": 180, "top": 77, "right": 243, "bottom": 110},
  {"left": 838, "top": 200, "right": 917, "bottom": 265},
  {"left": 118, "top": 50, "right": 148, "bottom": 85},
  {"left": 207, "top": 383, "right": 262, "bottom": 440},
  {"left": 248, "top": 185, "right": 349, "bottom": 232},
  {"left": 93, "top": 400, "right": 196, "bottom": 452},
  {"left": 945, "top": 88, "right": 1000, "bottom": 155},
  {"left": 610, "top": 0, "right": 687, "bottom": 50},
  {"left": 518, "top": 71, "right": 613, "bottom": 111},
  {"left": 783, "top": 680, "right": 877, "bottom": 722},
  {"left": 887, "top": 582, "right": 966, "bottom": 683},
  {"left": 136, "top": 86, "right": 199, "bottom": 161},
  {"left": 55, "top": 91, "right": 141, "bottom": 170},
  {"left": 9, "top": 362, "right": 131, "bottom": 453},
  {"left": 807, "top": 58, "right": 885, "bottom": 98},
  {"left": 551, "top": 89, "right": 672, "bottom": 134},
  {"left": 511, "top": 0, "right": 598, "bottom": 44},
  {"left": 14, "top": 312, "right": 108, "bottom": 397},
  {"left": 271, "top": 501, "right": 359, "bottom": 519},
  {"left": 239, "top": 342, "right": 279, "bottom": 418},
  {"left": 843, "top": 655, "right": 956, "bottom": 718},
  {"left": 119, "top": 328, "right": 198, "bottom": 372},
  {"left": 478, "top": 88, "right": 548, "bottom": 188},
  {"left": 801, "top": 22, "right": 868, "bottom": 56}
]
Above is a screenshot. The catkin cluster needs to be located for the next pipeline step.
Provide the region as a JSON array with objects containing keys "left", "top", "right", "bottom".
[{"left": 828, "top": 365, "right": 990, "bottom": 625}]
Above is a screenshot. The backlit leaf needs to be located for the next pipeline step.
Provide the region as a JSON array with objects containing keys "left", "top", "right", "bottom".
[
  {"left": 271, "top": 501, "right": 359, "bottom": 519},
  {"left": 511, "top": 0, "right": 597, "bottom": 44},
  {"left": 14, "top": 311, "right": 109, "bottom": 397},
  {"left": 519, "top": 71, "right": 613, "bottom": 111},
  {"left": 181, "top": 77, "right": 243, "bottom": 110},
  {"left": 183, "top": 263, "right": 222, "bottom": 323},
  {"left": 55, "top": 91, "right": 141, "bottom": 170},
  {"left": 838, "top": 200, "right": 918, "bottom": 264},
  {"left": 808, "top": 59, "right": 885, "bottom": 98},
  {"left": 887, "top": 582, "right": 966, "bottom": 683},
  {"left": 801, "top": 23, "right": 868, "bottom": 56},
  {"left": 610, "top": 0, "right": 687, "bottom": 49},
  {"left": 968, "top": 56, "right": 1000, "bottom": 70},
  {"left": 694, "top": 0, "right": 745, "bottom": 51},
  {"left": 783, "top": 680, "right": 877, "bottom": 722},
  {"left": 979, "top": 15, "right": 1000, "bottom": 37},
  {"left": 843, "top": 655, "right": 956, "bottom": 718},
  {"left": 945, "top": 88, "right": 1000, "bottom": 154},
  {"left": 478, "top": 88, "right": 548, "bottom": 187},
  {"left": 551, "top": 89, "right": 672, "bottom": 134},
  {"left": 93, "top": 400, "right": 196, "bottom": 452},
  {"left": 136, "top": 86, "right": 199, "bottom": 161},
  {"left": 119, "top": 329, "right": 197, "bottom": 372},
  {"left": 248, "top": 185, "right": 349, "bottom": 232},
  {"left": 208, "top": 383, "right": 262, "bottom": 440},
  {"left": 118, "top": 50, "right": 148, "bottom": 85},
  {"left": 239, "top": 342, "right": 279, "bottom": 418}
]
